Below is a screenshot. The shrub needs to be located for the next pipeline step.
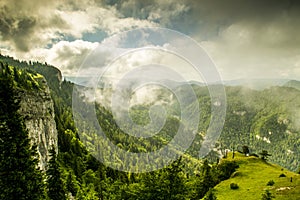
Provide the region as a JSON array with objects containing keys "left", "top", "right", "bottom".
[
  {"left": 267, "top": 180, "right": 275, "bottom": 186},
  {"left": 217, "top": 160, "right": 239, "bottom": 181},
  {"left": 261, "top": 190, "right": 275, "bottom": 200},
  {"left": 259, "top": 150, "right": 271, "bottom": 161},
  {"left": 279, "top": 173, "right": 286, "bottom": 177},
  {"left": 230, "top": 183, "right": 239, "bottom": 190}
]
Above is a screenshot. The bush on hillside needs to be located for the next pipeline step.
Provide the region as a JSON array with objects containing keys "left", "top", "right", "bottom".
[
  {"left": 279, "top": 173, "right": 286, "bottom": 177},
  {"left": 266, "top": 180, "right": 275, "bottom": 186},
  {"left": 230, "top": 183, "right": 239, "bottom": 190}
]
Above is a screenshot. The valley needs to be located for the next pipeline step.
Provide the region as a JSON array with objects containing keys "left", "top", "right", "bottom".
[{"left": 0, "top": 54, "right": 299, "bottom": 199}]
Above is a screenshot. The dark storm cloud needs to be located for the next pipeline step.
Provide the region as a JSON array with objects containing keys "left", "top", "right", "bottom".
[
  {"left": 108, "top": 0, "right": 300, "bottom": 40},
  {"left": 0, "top": 0, "right": 148, "bottom": 52},
  {"left": 1, "top": 0, "right": 299, "bottom": 52},
  {"left": 1, "top": 0, "right": 299, "bottom": 79},
  {"left": 0, "top": 6, "right": 37, "bottom": 51},
  {"left": 95, "top": 0, "right": 300, "bottom": 80},
  {"left": 0, "top": 0, "right": 68, "bottom": 51},
  {"left": 194, "top": 0, "right": 300, "bottom": 35}
]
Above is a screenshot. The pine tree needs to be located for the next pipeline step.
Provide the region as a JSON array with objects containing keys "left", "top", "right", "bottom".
[
  {"left": 164, "top": 157, "right": 187, "bottom": 200},
  {"left": 140, "top": 157, "right": 186, "bottom": 200},
  {"left": 0, "top": 65, "right": 45, "bottom": 199},
  {"left": 193, "top": 159, "right": 215, "bottom": 200},
  {"left": 46, "top": 145, "right": 67, "bottom": 200}
]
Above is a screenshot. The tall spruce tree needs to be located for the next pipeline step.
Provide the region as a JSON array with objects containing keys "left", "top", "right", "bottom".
[
  {"left": 140, "top": 157, "right": 186, "bottom": 200},
  {"left": 46, "top": 145, "right": 67, "bottom": 200},
  {"left": 0, "top": 65, "right": 45, "bottom": 199},
  {"left": 193, "top": 159, "right": 215, "bottom": 200}
]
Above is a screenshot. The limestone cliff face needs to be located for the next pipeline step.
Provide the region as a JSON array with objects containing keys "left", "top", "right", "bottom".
[{"left": 18, "top": 77, "right": 58, "bottom": 171}]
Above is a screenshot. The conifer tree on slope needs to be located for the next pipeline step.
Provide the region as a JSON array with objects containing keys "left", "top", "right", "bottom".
[
  {"left": 0, "top": 65, "right": 45, "bottom": 199},
  {"left": 46, "top": 145, "right": 67, "bottom": 200}
]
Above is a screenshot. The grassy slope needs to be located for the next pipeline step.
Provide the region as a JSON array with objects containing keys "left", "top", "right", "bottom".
[{"left": 213, "top": 152, "right": 300, "bottom": 200}]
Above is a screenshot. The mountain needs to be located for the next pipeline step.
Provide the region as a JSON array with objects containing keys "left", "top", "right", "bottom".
[
  {"left": 1, "top": 54, "right": 299, "bottom": 199},
  {"left": 284, "top": 80, "right": 300, "bottom": 91},
  {"left": 213, "top": 152, "right": 300, "bottom": 200},
  {"left": 0, "top": 63, "right": 53, "bottom": 198},
  {"left": 0, "top": 63, "right": 57, "bottom": 170},
  {"left": 217, "top": 85, "right": 300, "bottom": 172},
  {"left": 118, "top": 82, "right": 300, "bottom": 172},
  {"left": 18, "top": 71, "right": 58, "bottom": 170},
  {"left": 222, "top": 79, "right": 290, "bottom": 90}
]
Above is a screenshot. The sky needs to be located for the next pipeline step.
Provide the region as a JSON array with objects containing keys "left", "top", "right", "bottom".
[{"left": 0, "top": 0, "right": 300, "bottom": 81}]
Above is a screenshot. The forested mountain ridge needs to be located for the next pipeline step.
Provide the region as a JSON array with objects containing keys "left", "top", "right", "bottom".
[
  {"left": 217, "top": 85, "right": 300, "bottom": 171},
  {"left": 0, "top": 54, "right": 299, "bottom": 199},
  {"left": 0, "top": 55, "right": 220, "bottom": 199},
  {"left": 0, "top": 61, "right": 57, "bottom": 170},
  {"left": 0, "top": 62, "right": 47, "bottom": 199},
  {"left": 284, "top": 80, "right": 300, "bottom": 91},
  {"left": 116, "top": 82, "right": 300, "bottom": 171}
]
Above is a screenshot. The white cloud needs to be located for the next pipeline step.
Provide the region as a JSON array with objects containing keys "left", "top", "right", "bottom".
[
  {"left": 19, "top": 40, "right": 99, "bottom": 75},
  {"left": 1, "top": 0, "right": 300, "bottom": 82},
  {"left": 55, "top": 9, "right": 98, "bottom": 38},
  {"left": 0, "top": 0, "right": 159, "bottom": 76},
  {"left": 200, "top": 21, "right": 300, "bottom": 80},
  {"left": 53, "top": 4, "right": 157, "bottom": 39}
]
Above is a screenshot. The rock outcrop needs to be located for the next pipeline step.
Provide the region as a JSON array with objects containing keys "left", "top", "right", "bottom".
[{"left": 18, "top": 77, "right": 57, "bottom": 171}]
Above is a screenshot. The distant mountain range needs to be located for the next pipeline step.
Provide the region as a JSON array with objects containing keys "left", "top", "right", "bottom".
[
  {"left": 2, "top": 54, "right": 299, "bottom": 199},
  {"left": 222, "top": 79, "right": 291, "bottom": 90},
  {"left": 284, "top": 80, "right": 300, "bottom": 91},
  {"left": 65, "top": 76, "right": 300, "bottom": 91}
]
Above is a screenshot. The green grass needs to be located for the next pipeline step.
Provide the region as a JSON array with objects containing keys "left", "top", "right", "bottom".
[{"left": 213, "top": 152, "right": 300, "bottom": 200}]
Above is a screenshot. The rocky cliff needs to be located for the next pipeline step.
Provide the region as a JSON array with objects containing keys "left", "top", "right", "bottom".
[{"left": 18, "top": 77, "right": 58, "bottom": 171}]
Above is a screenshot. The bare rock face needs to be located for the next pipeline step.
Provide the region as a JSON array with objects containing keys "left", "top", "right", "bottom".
[{"left": 18, "top": 78, "right": 58, "bottom": 171}]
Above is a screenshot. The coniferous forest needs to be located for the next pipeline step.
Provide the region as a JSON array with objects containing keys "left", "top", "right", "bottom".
[
  {"left": 1, "top": 0, "right": 300, "bottom": 199},
  {"left": 0, "top": 54, "right": 299, "bottom": 199}
]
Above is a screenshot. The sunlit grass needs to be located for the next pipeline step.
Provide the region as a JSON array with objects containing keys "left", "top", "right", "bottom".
[{"left": 214, "top": 152, "right": 300, "bottom": 200}]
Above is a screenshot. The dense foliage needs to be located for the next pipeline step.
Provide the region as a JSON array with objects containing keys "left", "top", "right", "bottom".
[
  {"left": 0, "top": 54, "right": 299, "bottom": 199},
  {"left": 46, "top": 145, "right": 68, "bottom": 200},
  {"left": 0, "top": 63, "right": 45, "bottom": 199}
]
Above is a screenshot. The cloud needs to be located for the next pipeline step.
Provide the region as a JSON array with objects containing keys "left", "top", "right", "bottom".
[
  {"left": 200, "top": 18, "right": 300, "bottom": 80},
  {"left": 54, "top": 4, "right": 156, "bottom": 38},
  {"left": 75, "top": 29, "right": 208, "bottom": 87},
  {"left": 1, "top": 0, "right": 300, "bottom": 80},
  {"left": 0, "top": 0, "right": 159, "bottom": 77},
  {"left": 21, "top": 40, "right": 98, "bottom": 75},
  {"left": 108, "top": 0, "right": 300, "bottom": 44},
  {"left": 112, "top": 0, "right": 300, "bottom": 80},
  {"left": 0, "top": 14, "right": 36, "bottom": 51},
  {"left": 0, "top": 0, "right": 65, "bottom": 51},
  {"left": 0, "top": 0, "right": 156, "bottom": 51},
  {"left": 114, "top": 0, "right": 190, "bottom": 29}
]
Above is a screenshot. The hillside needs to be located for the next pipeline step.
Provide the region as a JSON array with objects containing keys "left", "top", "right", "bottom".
[
  {"left": 0, "top": 62, "right": 58, "bottom": 170},
  {"left": 213, "top": 152, "right": 300, "bottom": 200},
  {"left": 284, "top": 80, "right": 300, "bottom": 91},
  {"left": 223, "top": 79, "right": 289, "bottom": 90},
  {"left": 1, "top": 54, "right": 299, "bottom": 199}
]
